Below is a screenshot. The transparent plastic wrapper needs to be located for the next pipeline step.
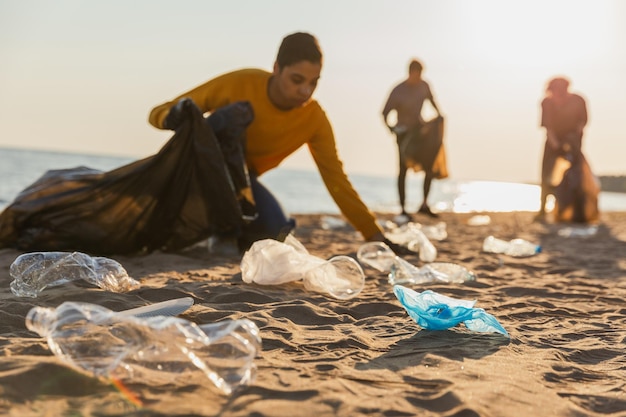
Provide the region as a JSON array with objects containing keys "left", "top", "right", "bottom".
[
  {"left": 482, "top": 236, "right": 541, "bottom": 257},
  {"left": 240, "top": 236, "right": 365, "bottom": 300},
  {"left": 26, "top": 301, "right": 261, "bottom": 395},
  {"left": 393, "top": 286, "right": 509, "bottom": 337},
  {"left": 10, "top": 251, "right": 140, "bottom": 298},
  {"left": 357, "top": 242, "right": 475, "bottom": 285}
]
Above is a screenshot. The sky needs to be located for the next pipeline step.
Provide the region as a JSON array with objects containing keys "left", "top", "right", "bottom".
[{"left": 1, "top": 0, "right": 625, "bottom": 184}]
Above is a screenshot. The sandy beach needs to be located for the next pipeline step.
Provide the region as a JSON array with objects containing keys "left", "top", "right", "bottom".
[{"left": 1, "top": 211, "right": 625, "bottom": 417}]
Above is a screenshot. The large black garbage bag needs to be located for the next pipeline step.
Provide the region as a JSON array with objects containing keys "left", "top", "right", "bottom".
[{"left": 0, "top": 101, "right": 256, "bottom": 255}]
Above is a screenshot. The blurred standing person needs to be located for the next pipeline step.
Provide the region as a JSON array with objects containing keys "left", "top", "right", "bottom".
[
  {"left": 537, "top": 76, "right": 588, "bottom": 221},
  {"left": 382, "top": 59, "right": 446, "bottom": 219}
]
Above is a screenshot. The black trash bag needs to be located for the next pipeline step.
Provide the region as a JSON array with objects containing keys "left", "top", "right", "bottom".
[
  {"left": 0, "top": 101, "right": 256, "bottom": 255},
  {"left": 399, "top": 116, "right": 448, "bottom": 179}
]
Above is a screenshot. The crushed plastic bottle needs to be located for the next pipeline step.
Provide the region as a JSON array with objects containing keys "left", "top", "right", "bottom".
[
  {"left": 393, "top": 286, "right": 509, "bottom": 337},
  {"left": 241, "top": 236, "right": 364, "bottom": 300},
  {"left": 10, "top": 251, "right": 140, "bottom": 298},
  {"left": 389, "top": 258, "right": 476, "bottom": 285},
  {"left": 357, "top": 242, "right": 475, "bottom": 285},
  {"left": 482, "top": 236, "right": 541, "bottom": 257},
  {"left": 26, "top": 301, "right": 261, "bottom": 395}
]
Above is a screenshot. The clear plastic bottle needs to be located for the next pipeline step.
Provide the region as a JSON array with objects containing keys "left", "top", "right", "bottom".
[
  {"left": 389, "top": 258, "right": 476, "bottom": 285},
  {"left": 482, "top": 236, "right": 541, "bottom": 257},
  {"left": 26, "top": 301, "right": 261, "bottom": 395},
  {"left": 10, "top": 251, "right": 140, "bottom": 298},
  {"left": 357, "top": 243, "right": 475, "bottom": 285}
]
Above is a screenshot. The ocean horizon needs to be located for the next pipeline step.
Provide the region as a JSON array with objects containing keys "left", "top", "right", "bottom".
[{"left": 1, "top": 146, "right": 625, "bottom": 215}]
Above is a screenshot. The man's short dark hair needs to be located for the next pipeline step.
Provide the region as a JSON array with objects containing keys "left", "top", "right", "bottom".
[
  {"left": 276, "top": 32, "right": 323, "bottom": 69},
  {"left": 409, "top": 59, "right": 423, "bottom": 74}
]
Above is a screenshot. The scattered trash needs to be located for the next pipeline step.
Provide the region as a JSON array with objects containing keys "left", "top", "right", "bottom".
[
  {"left": 321, "top": 216, "right": 348, "bottom": 230},
  {"left": 240, "top": 235, "right": 364, "bottom": 300},
  {"left": 392, "top": 214, "right": 411, "bottom": 226},
  {"left": 26, "top": 301, "right": 261, "bottom": 395},
  {"left": 482, "top": 236, "right": 541, "bottom": 257},
  {"left": 357, "top": 241, "right": 397, "bottom": 272},
  {"left": 385, "top": 223, "right": 439, "bottom": 262},
  {"left": 467, "top": 214, "right": 491, "bottom": 226},
  {"left": 419, "top": 222, "right": 448, "bottom": 241},
  {"left": 389, "top": 259, "right": 476, "bottom": 285},
  {"left": 357, "top": 242, "right": 476, "bottom": 284},
  {"left": 117, "top": 297, "right": 195, "bottom": 318},
  {"left": 10, "top": 251, "right": 140, "bottom": 298},
  {"left": 393, "top": 286, "right": 509, "bottom": 337},
  {"left": 557, "top": 225, "right": 599, "bottom": 238}
]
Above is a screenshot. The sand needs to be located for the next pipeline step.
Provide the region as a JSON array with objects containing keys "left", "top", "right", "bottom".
[{"left": 1, "top": 211, "right": 626, "bottom": 417}]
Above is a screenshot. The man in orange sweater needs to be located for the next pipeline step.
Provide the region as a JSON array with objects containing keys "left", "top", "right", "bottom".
[{"left": 150, "top": 32, "right": 391, "bottom": 252}]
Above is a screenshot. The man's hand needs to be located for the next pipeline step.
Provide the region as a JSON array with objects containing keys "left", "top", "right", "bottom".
[
  {"left": 382, "top": 237, "right": 418, "bottom": 257},
  {"left": 368, "top": 232, "right": 418, "bottom": 257}
]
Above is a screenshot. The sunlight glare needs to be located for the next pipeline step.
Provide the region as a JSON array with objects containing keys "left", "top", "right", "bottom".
[{"left": 444, "top": 181, "right": 541, "bottom": 213}]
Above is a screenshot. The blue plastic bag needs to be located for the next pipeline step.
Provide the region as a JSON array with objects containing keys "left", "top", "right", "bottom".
[{"left": 393, "top": 286, "right": 509, "bottom": 337}]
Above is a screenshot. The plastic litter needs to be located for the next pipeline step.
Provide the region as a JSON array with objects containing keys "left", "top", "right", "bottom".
[
  {"left": 117, "top": 297, "right": 195, "bottom": 318},
  {"left": 26, "top": 301, "right": 261, "bottom": 395},
  {"left": 385, "top": 223, "right": 438, "bottom": 262},
  {"left": 357, "top": 242, "right": 476, "bottom": 285},
  {"left": 557, "top": 225, "right": 599, "bottom": 238},
  {"left": 393, "top": 286, "right": 509, "bottom": 337},
  {"left": 389, "top": 258, "right": 476, "bottom": 285},
  {"left": 241, "top": 235, "right": 365, "bottom": 300},
  {"left": 467, "top": 214, "right": 492, "bottom": 226},
  {"left": 482, "top": 236, "right": 541, "bottom": 257},
  {"left": 320, "top": 216, "right": 348, "bottom": 230},
  {"left": 10, "top": 251, "right": 140, "bottom": 298}
]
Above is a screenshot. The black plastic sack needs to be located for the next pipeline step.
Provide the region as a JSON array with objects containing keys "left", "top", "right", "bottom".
[
  {"left": 0, "top": 101, "right": 256, "bottom": 255},
  {"left": 399, "top": 116, "right": 448, "bottom": 179}
]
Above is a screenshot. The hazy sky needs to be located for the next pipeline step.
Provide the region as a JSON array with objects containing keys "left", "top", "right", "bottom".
[{"left": 1, "top": 0, "right": 625, "bottom": 183}]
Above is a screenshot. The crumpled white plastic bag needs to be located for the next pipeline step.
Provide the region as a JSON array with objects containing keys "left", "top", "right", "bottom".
[{"left": 241, "top": 235, "right": 364, "bottom": 300}]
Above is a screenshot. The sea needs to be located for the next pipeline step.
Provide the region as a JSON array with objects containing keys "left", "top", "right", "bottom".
[{"left": 1, "top": 146, "right": 625, "bottom": 215}]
